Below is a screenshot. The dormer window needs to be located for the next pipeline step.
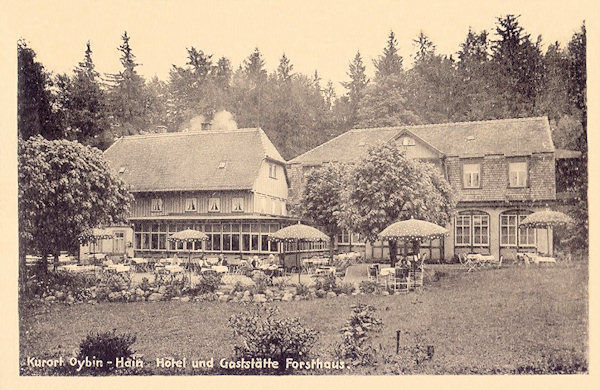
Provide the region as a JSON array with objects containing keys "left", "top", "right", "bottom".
[
  {"left": 400, "top": 136, "right": 415, "bottom": 146},
  {"left": 208, "top": 197, "right": 221, "bottom": 213},
  {"left": 232, "top": 197, "right": 244, "bottom": 212},
  {"left": 508, "top": 161, "right": 528, "bottom": 188},
  {"left": 151, "top": 198, "right": 163, "bottom": 213},
  {"left": 269, "top": 163, "right": 277, "bottom": 179},
  {"left": 185, "top": 198, "right": 198, "bottom": 212},
  {"left": 463, "top": 163, "right": 481, "bottom": 188}
]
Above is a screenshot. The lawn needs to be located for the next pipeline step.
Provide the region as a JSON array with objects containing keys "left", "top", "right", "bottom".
[{"left": 19, "top": 263, "right": 588, "bottom": 375}]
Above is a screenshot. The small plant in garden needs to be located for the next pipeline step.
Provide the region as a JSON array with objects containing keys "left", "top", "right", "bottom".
[
  {"left": 77, "top": 329, "right": 137, "bottom": 373},
  {"left": 314, "top": 273, "right": 337, "bottom": 292},
  {"left": 164, "top": 276, "right": 188, "bottom": 299},
  {"left": 295, "top": 283, "right": 310, "bottom": 297},
  {"left": 189, "top": 273, "right": 222, "bottom": 295},
  {"left": 139, "top": 277, "right": 151, "bottom": 292},
  {"left": 336, "top": 304, "right": 383, "bottom": 366},
  {"left": 228, "top": 306, "right": 318, "bottom": 371},
  {"left": 334, "top": 282, "right": 356, "bottom": 295},
  {"left": 391, "top": 330, "right": 435, "bottom": 371},
  {"left": 425, "top": 269, "right": 447, "bottom": 283},
  {"left": 272, "top": 277, "right": 289, "bottom": 291},
  {"left": 100, "top": 272, "right": 131, "bottom": 292},
  {"left": 251, "top": 271, "right": 271, "bottom": 293},
  {"left": 358, "top": 280, "right": 381, "bottom": 294}
]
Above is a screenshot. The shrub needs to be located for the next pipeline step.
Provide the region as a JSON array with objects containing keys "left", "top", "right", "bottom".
[
  {"left": 229, "top": 307, "right": 318, "bottom": 371},
  {"left": 77, "top": 329, "right": 137, "bottom": 373},
  {"left": 232, "top": 281, "right": 246, "bottom": 293},
  {"left": 21, "top": 270, "right": 97, "bottom": 300},
  {"left": 314, "top": 273, "right": 337, "bottom": 292},
  {"left": 164, "top": 276, "right": 187, "bottom": 299},
  {"left": 99, "top": 272, "right": 131, "bottom": 292},
  {"left": 139, "top": 277, "right": 151, "bottom": 291},
  {"left": 359, "top": 280, "right": 381, "bottom": 294},
  {"left": 251, "top": 271, "right": 271, "bottom": 293},
  {"left": 188, "top": 273, "right": 222, "bottom": 296},
  {"left": 334, "top": 282, "right": 356, "bottom": 295},
  {"left": 336, "top": 304, "right": 383, "bottom": 366},
  {"left": 272, "top": 278, "right": 288, "bottom": 291},
  {"left": 295, "top": 283, "right": 310, "bottom": 297},
  {"left": 425, "top": 269, "right": 447, "bottom": 284}
]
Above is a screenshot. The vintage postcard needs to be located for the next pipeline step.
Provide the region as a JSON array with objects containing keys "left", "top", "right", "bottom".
[{"left": 1, "top": 0, "right": 596, "bottom": 388}]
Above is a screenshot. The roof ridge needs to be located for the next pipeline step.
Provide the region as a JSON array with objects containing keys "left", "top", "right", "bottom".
[
  {"left": 348, "top": 116, "right": 548, "bottom": 133},
  {"left": 289, "top": 129, "right": 360, "bottom": 163},
  {"left": 121, "top": 128, "right": 260, "bottom": 140},
  {"left": 257, "top": 128, "right": 286, "bottom": 163}
]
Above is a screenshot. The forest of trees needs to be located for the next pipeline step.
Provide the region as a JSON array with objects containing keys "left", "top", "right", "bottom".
[{"left": 18, "top": 15, "right": 586, "bottom": 161}]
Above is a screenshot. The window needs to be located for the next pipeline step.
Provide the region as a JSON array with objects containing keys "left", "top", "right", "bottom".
[
  {"left": 500, "top": 211, "right": 536, "bottom": 247},
  {"left": 232, "top": 197, "right": 244, "bottom": 212},
  {"left": 208, "top": 197, "right": 221, "bottom": 212},
  {"left": 455, "top": 212, "right": 489, "bottom": 247},
  {"left": 455, "top": 215, "right": 471, "bottom": 246},
  {"left": 336, "top": 230, "right": 365, "bottom": 245},
  {"left": 261, "top": 196, "right": 267, "bottom": 214},
  {"left": 508, "top": 161, "right": 528, "bottom": 188},
  {"left": 463, "top": 163, "right": 481, "bottom": 188},
  {"left": 400, "top": 136, "right": 415, "bottom": 146},
  {"left": 114, "top": 232, "right": 125, "bottom": 253},
  {"left": 134, "top": 223, "right": 167, "bottom": 251},
  {"left": 269, "top": 163, "right": 277, "bottom": 179},
  {"left": 518, "top": 215, "right": 536, "bottom": 246},
  {"left": 472, "top": 215, "right": 489, "bottom": 245},
  {"left": 151, "top": 198, "right": 163, "bottom": 212},
  {"left": 185, "top": 198, "right": 198, "bottom": 212}
]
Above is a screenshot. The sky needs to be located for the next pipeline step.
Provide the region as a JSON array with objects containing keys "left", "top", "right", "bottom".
[{"left": 3, "top": 0, "right": 592, "bottom": 94}]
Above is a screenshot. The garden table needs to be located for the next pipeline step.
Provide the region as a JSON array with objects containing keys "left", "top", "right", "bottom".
[
  {"left": 164, "top": 264, "right": 184, "bottom": 274},
  {"left": 105, "top": 264, "right": 131, "bottom": 273},
  {"left": 466, "top": 253, "right": 497, "bottom": 269},
  {"left": 380, "top": 267, "right": 395, "bottom": 276},
  {"left": 211, "top": 265, "right": 228, "bottom": 274},
  {"left": 530, "top": 254, "right": 557, "bottom": 265}
]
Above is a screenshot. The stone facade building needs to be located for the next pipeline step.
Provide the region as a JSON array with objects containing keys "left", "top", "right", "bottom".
[{"left": 287, "top": 116, "right": 576, "bottom": 262}]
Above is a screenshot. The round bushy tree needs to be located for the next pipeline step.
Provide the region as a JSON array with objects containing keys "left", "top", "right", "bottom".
[
  {"left": 347, "top": 142, "right": 455, "bottom": 266},
  {"left": 18, "top": 136, "right": 132, "bottom": 276},
  {"left": 298, "top": 163, "right": 351, "bottom": 260}
]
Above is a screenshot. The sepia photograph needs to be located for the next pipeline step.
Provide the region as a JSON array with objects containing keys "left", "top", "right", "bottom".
[{"left": 2, "top": 0, "right": 595, "bottom": 386}]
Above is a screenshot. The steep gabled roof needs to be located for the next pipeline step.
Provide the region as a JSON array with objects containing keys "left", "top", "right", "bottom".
[
  {"left": 288, "top": 117, "right": 555, "bottom": 164},
  {"left": 104, "top": 128, "right": 285, "bottom": 192}
]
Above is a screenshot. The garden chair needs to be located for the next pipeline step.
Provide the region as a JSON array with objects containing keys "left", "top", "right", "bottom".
[
  {"left": 367, "top": 264, "right": 380, "bottom": 282},
  {"left": 410, "top": 258, "right": 425, "bottom": 290},
  {"left": 389, "top": 267, "right": 410, "bottom": 292},
  {"left": 458, "top": 253, "right": 475, "bottom": 272}
]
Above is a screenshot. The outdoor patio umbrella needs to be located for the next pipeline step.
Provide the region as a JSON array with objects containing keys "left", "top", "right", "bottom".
[
  {"left": 77, "top": 228, "right": 114, "bottom": 265},
  {"left": 378, "top": 218, "right": 448, "bottom": 266},
  {"left": 519, "top": 210, "right": 574, "bottom": 256},
  {"left": 168, "top": 229, "right": 209, "bottom": 283},
  {"left": 269, "top": 222, "right": 330, "bottom": 283}
]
